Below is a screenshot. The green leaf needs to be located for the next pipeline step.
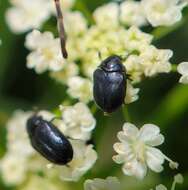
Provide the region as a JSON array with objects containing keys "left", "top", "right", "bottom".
[{"left": 149, "top": 85, "right": 188, "bottom": 129}]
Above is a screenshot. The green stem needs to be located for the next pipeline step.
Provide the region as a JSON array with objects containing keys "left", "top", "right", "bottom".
[
  {"left": 171, "top": 181, "right": 176, "bottom": 190},
  {"left": 171, "top": 64, "right": 178, "bottom": 72},
  {"left": 91, "top": 103, "right": 98, "bottom": 115},
  {"left": 122, "top": 106, "right": 131, "bottom": 122}
]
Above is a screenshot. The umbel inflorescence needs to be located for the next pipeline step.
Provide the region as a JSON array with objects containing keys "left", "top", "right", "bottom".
[{"left": 1, "top": 0, "right": 188, "bottom": 190}]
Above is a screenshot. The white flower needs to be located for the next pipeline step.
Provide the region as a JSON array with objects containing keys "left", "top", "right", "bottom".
[
  {"left": 6, "top": 110, "right": 34, "bottom": 156},
  {"left": 50, "top": 62, "right": 79, "bottom": 84},
  {"left": 120, "top": 1, "right": 147, "bottom": 27},
  {"left": 58, "top": 140, "right": 97, "bottom": 181},
  {"left": 0, "top": 153, "right": 27, "bottom": 185},
  {"left": 6, "top": 0, "right": 52, "bottom": 33},
  {"left": 60, "top": 102, "right": 96, "bottom": 141},
  {"left": 64, "top": 12, "right": 87, "bottom": 37},
  {"left": 124, "top": 55, "right": 143, "bottom": 82},
  {"left": 125, "top": 81, "right": 140, "bottom": 104},
  {"left": 25, "top": 30, "right": 64, "bottom": 73},
  {"left": 124, "top": 26, "right": 153, "bottom": 52},
  {"left": 140, "top": 46, "right": 172, "bottom": 76},
  {"left": 67, "top": 76, "right": 93, "bottom": 103},
  {"left": 20, "top": 175, "right": 69, "bottom": 190},
  {"left": 113, "top": 123, "right": 178, "bottom": 179},
  {"left": 141, "top": 0, "right": 186, "bottom": 27},
  {"left": 93, "top": 3, "right": 119, "bottom": 29},
  {"left": 177, "top": 62, "right": 188, "bottom": 84},
  {"left": 84, "top": 176, "right": 120, "bottom": 190}
]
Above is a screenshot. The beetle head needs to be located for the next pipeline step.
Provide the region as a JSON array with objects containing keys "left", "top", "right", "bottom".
[{"left": 100, "top": 55, "right": 126, "bottom": 72}]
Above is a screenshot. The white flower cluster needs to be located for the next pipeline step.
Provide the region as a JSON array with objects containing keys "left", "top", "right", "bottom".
[
  {"left": 141, "top": 0, "right": 186, "bottom": 27},
  {"left": 22, "top": 0, "right": 184, "bottom": 104},
  {"left": 113, "top": 123, "right": 178, "bottom": 179},
  {"left": 25, "top": 30, "right": 67, "bottom": 73},
  {"left": 0, "top": 104, "right": 97, "bottom": 185},
  {"left": 94, "top": 0, "right": 186, "bottom": 28},
  {"left": 6, "top": 0, "right": 75, "bottom": 33}
]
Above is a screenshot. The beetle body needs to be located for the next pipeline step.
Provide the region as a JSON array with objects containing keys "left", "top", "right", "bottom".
[
  {"left": 26, "top": 115, "right": 73, "bottom": 165},
  {"left": 93, "top": 55, "right": 127, "bottom": 113}
]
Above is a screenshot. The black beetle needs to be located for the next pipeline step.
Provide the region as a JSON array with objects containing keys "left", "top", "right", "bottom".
[
  {"left": 26, "top": 115, "right": 73, "bottom": 165},
  {"left": 93, "top": 55, "right": 127, "bottom": 113}
]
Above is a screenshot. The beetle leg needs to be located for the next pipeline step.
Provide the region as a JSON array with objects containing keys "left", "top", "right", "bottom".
[
  {"left": 54, "top": 0, "right": 68, "bottom": 59},
  {"left": 49, "top": 116, "right": 62, "bottom": 123}
]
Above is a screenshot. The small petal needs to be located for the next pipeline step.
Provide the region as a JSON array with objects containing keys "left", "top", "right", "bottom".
[
  {"left": 139, "top": 124, "right": 160, "bottom": 143},
  {"left": 122, "top": 159, "right": 147, "bottom": 179},
  {"left": 112, "top": 155, "right": 125, "bottom": 164},
  {"left": 177, "top": 62, "right": 188, "bottom": 75},
  {"left": 146, "top": 147, "right": 165, "bottom": 172},
  {"left": 179, "top": 75, "right": 188, "bottom": 84},
  {"left": 146, "top": 134, "right": 165, "bottom": 147},
  {"left": 122, "top": 123, "right": 139, "bottom": 139}
]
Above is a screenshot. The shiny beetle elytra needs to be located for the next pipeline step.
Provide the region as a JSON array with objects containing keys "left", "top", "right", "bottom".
[
  {"left": 93, "top": 55, "right": 127, "bottom": 113},
  {"left": 26, "top": 115, "right": 73, "bottom": 165}
]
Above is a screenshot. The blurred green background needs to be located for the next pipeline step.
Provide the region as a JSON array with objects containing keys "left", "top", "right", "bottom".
[{"left": 0, "top": 0, "right": 188, "bottom": 189}]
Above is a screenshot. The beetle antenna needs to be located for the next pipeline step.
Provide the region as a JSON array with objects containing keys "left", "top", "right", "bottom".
[{"left": 54, "top": 0, "right": 68, "bottom": 59}]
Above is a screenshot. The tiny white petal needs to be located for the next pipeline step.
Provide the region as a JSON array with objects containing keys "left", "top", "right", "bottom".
[
  {"left": 146, "top": 147, "right": 165, "bottom": 172},
  {"left": 123, "top": 123, "right": 139, "bottom": 138},
  {"left": 112, "top": 155, "right": 125, "bottom": 164},
  {"left": 122, "top": 159, "right": 147, "bottom": 179},
  {"left": 139, "top": 124, "right": 160, "bottom": 143},
  {"left": 179, "top": 75, "right": 188, "bottom": 84},
  {"left": 177, "top": 62, "right": 188, "bottom": 75}
]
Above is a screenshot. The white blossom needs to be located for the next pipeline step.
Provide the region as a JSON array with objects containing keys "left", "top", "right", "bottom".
[
  {"left": 6, "top": 110, "right": 34, "bottom": 156},
  {"left": 93, "top": 3, "right": 119, "bottom": 29},
  {"left": 0, "top": 110, "right": 34, "bottom": 185},
  {"left": 124, "top": 26, "right": 153, "bottom": 52},
  {"left": 64, "top": 12, "right": 87, "bottom": 37},
  {"left": 84, "top": 176, "right": 120, "bottom": 190},
  {"left": 125, "top": 80, "right": 140, "bottom": 104},
  {"left": 120, "top": 0, "right": 147, "bottom": 27},
  {"left": 25, "top": 30, "right": 64, "bottom": 73},
  {"left": 67, "top": 76, "right": 93, "bottom": 103},
  {"left": 177, "top": 62, "right": 188, "bottom": 84},
  {"left": 113, "top": 123, "right": 178, "bottom": 179},
  {"left": 141, "top": 0, "right": 186, "bottom": 27},
  {"left": 6, "top": 0, "right": 52, "bottom": 33},
  {"left": 20, "top": 175, "right": 69, "bottom": 190},
  {"left": 0, "top": 153, "right": 27, "bottom": 185},
  {"left": 50, "top": 62, "right": 79, "bottom": 84},
  {"left": 123, "top": 55, "right": 143, "bottom": 82},
  {"left": 60, "top": 102, "right": 96, "bottom": 141},
  {"left": 57, "top": 140, "right": 97, "bottom": 181},
  {"left": 140, "top": 46, "right": 172, "bottom": 77}
]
